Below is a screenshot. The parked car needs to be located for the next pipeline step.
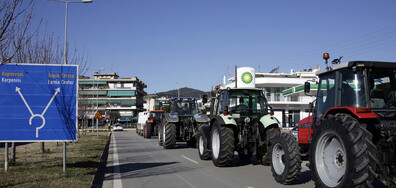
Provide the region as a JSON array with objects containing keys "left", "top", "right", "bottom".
[{"left": 113, "top": 123, "right": 123, "bottom": 131}]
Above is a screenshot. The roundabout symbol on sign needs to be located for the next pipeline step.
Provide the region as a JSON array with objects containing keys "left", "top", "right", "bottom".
[{"left": 16, "top": 87, "right": 60, "bottom": 138}]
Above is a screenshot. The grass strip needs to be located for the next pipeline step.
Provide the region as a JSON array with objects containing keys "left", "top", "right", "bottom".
[{"left": 0, "top": 132, "right": 109, "bottom": 188}]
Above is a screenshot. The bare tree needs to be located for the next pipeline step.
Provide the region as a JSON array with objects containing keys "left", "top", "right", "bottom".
[
  {"left": 0, "top": 0, "right": 37, "bottom": 64},
  {"left": 78, "top": 85, "right": 92, "bottom": 136}
]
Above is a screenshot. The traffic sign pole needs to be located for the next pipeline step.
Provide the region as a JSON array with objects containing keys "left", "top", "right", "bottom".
[
  {"left": 63, "top": 142, "right": 66, "bottom": 172},
  {"left": 4, "top": 142, "right": 8, "bottom": 172},
  {"left": 96, "top": 119, "right": 98, "bottom": 138}
]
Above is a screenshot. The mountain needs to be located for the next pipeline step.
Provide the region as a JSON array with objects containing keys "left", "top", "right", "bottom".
[{"left": 153, "top": 87, "right": 210, "bottom": 98}]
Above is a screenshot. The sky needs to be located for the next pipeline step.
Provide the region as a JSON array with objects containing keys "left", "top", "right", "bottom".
[{"left": 31, "top": 0, "right": 396, "bottom": 93}]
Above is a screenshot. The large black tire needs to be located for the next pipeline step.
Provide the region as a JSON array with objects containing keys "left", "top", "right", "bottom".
[
  {"left": 197, "top": 128, "right": 211, "bottom": 160},
  {"left": 158, "top": 123, "right": 163, "bottom": 146},
  {"left": 210, "top": 122, "right": 235, "bottom": 167},
  {"left": 256, "top": 127, "right": 280, "bottom": 165},
  {"left": 146, "top": 123, "right": 152, "bottom": 138},
  {"left": 309, "top": 113, "right": 377, "bottom": 188},
  {"left": 163, "top": 123, "right": 177, "bottom": 149},
  {"left": 270, "top": 132, "right": 301, "bottom": 184}
]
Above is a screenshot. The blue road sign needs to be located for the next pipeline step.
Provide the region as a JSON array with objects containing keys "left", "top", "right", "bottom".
[{"left": 0, "top": 64, "right": 78, "bottom": 142}]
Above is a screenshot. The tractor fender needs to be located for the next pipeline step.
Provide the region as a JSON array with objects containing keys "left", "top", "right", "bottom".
[
  {"left": 194, "top": 113, "right": 210, "bottom": 123},
  {"left": 259, "top": 114, "right": 280, "bottom": 129},
  {"left": 164, "top": 113, "right": 179, "bottom": 123},
  {"left": 324, "top": 107, "right": 379, "bottom": 119},
  {"left": 215, "top": 114, "right": 237, "bottom": 126}
]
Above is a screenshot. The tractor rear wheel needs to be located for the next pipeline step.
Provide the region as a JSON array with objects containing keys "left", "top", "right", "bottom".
[
  {"left": 158, "top": 123, "right": 163, "bottom": 146},
  {"left": 270, "top": 132, "right": 301, "bottom": 184},
  {"left": 146, "top": 123, "right": 152, "bottom": 138},
  {"left": 163, "top": 123, "right": 177, "bottom": 149},
  {"left": 309, "top": 114, "right": 377, "bottom": 188},
  {"left": 210, "top": 122, "right": 235, "bottom": 167},
  {"left": 198, "top": 128, "right": 211, "bottom": 160}
]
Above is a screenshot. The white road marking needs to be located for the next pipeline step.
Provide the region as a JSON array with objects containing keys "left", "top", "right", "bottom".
[
  {"left": 180, "top": 155, "right": 199, "bottom": 164},
  {"left": 113, "top": 134, "right": 123, "bottom": 188},
  {"left": 138, "top": 142, "right": 196, "bottom": 188}
]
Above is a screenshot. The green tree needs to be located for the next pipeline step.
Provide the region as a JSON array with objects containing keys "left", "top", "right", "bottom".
[{"left": 109, "top": 111, "right": 120, "bottom": 123}]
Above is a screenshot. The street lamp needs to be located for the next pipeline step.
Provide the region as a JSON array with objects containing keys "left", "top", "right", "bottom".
[
  {"left": 94, "top": 68, "right": 104, "bottom": 137},
  {"left": 53, "top": 0, "right": 93, "bottom": 65}
]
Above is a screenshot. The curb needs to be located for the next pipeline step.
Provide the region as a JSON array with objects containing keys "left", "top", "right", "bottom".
[{"left": 91, "top": 132, "right": 112, "bottom": 188}]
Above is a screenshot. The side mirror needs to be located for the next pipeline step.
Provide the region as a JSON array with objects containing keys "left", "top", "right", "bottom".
[
  {"left": 202, "top": 95, "right": 208, "bottom": 104},
  {"left": 304, "top": 82, "right": 310, "bottom": 94}
]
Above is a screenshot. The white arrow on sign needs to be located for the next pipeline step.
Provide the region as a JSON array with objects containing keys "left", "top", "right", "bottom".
[{"left": 15, "top": 87, "right": 34, "bottom": 116}]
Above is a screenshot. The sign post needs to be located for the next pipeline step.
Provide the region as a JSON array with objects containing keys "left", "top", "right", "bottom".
[
  {"left": 0, "top": 64, "right": 78, "bottom": 171},
  {"left": 94, "top": 110, "right": 102, "bottom": 137},
  {"left": 4, "top": 142, "right": 8, "bottom": 172}
]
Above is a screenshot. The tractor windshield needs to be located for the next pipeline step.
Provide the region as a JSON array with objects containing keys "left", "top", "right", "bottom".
[
  {"left": 172, "top": 98, "right": 199, "bottom": 116},
  {"left": 228, "top": 90, "right": 269, "bottom": 115}
]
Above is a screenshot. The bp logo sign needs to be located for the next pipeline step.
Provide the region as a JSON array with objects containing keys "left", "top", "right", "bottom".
[{"left": 241, "top": 72, "right": 253, "bottom": 84}]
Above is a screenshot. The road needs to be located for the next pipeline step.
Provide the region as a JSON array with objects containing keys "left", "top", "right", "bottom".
[{"left": 103, "top": 130, "right": 314, "bottom": 188}]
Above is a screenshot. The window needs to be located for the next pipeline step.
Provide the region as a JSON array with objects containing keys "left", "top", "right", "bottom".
[
  {"left": 368, "top": 68, "right": 396, "bottom": 110},
  {"left": 316, "top": 72, "right": 336, "bottom": 123}
]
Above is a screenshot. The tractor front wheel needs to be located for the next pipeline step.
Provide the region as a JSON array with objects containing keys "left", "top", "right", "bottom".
[
  {"left": 270, "top": 132, "right": 301, "bottom": 184},
  {"left": 210, "top": 122, "right": 235, "bottom": 167},
  {"left": 256, "top": 127, "right": 280, "bottom": 165}
]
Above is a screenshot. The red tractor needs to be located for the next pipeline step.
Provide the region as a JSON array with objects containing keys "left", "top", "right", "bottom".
[{"left": 303, "top": 53, "right": 396, "bottom": 187}]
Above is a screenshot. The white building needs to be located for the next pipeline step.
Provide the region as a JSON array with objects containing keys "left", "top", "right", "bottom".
[{"left": 224, "top": 66, "right": 319, "bottom": 128}]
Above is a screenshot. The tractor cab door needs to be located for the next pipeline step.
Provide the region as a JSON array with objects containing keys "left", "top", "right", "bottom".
[{"left": 315, "top": 72, "right": 336, "bottom": 124}]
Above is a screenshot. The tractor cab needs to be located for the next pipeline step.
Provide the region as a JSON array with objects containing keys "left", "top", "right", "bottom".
[
  {"left": 306, "top": 59, "right": 396, "bottom": 125},
  {"left": 170, "top": 97, "right": 199, "bottom": 116},
  {"left": 224, "top": 88, "right": 270, "bottom": 117}
]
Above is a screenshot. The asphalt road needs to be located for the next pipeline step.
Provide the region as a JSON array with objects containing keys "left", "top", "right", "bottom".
[{"left": 103, "top": 130, "right": 314, "bottom": 188}]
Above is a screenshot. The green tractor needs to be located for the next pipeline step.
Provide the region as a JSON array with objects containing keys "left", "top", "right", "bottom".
[{"left": 197, "top": 87, "right": 301, "bottom": 184}]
